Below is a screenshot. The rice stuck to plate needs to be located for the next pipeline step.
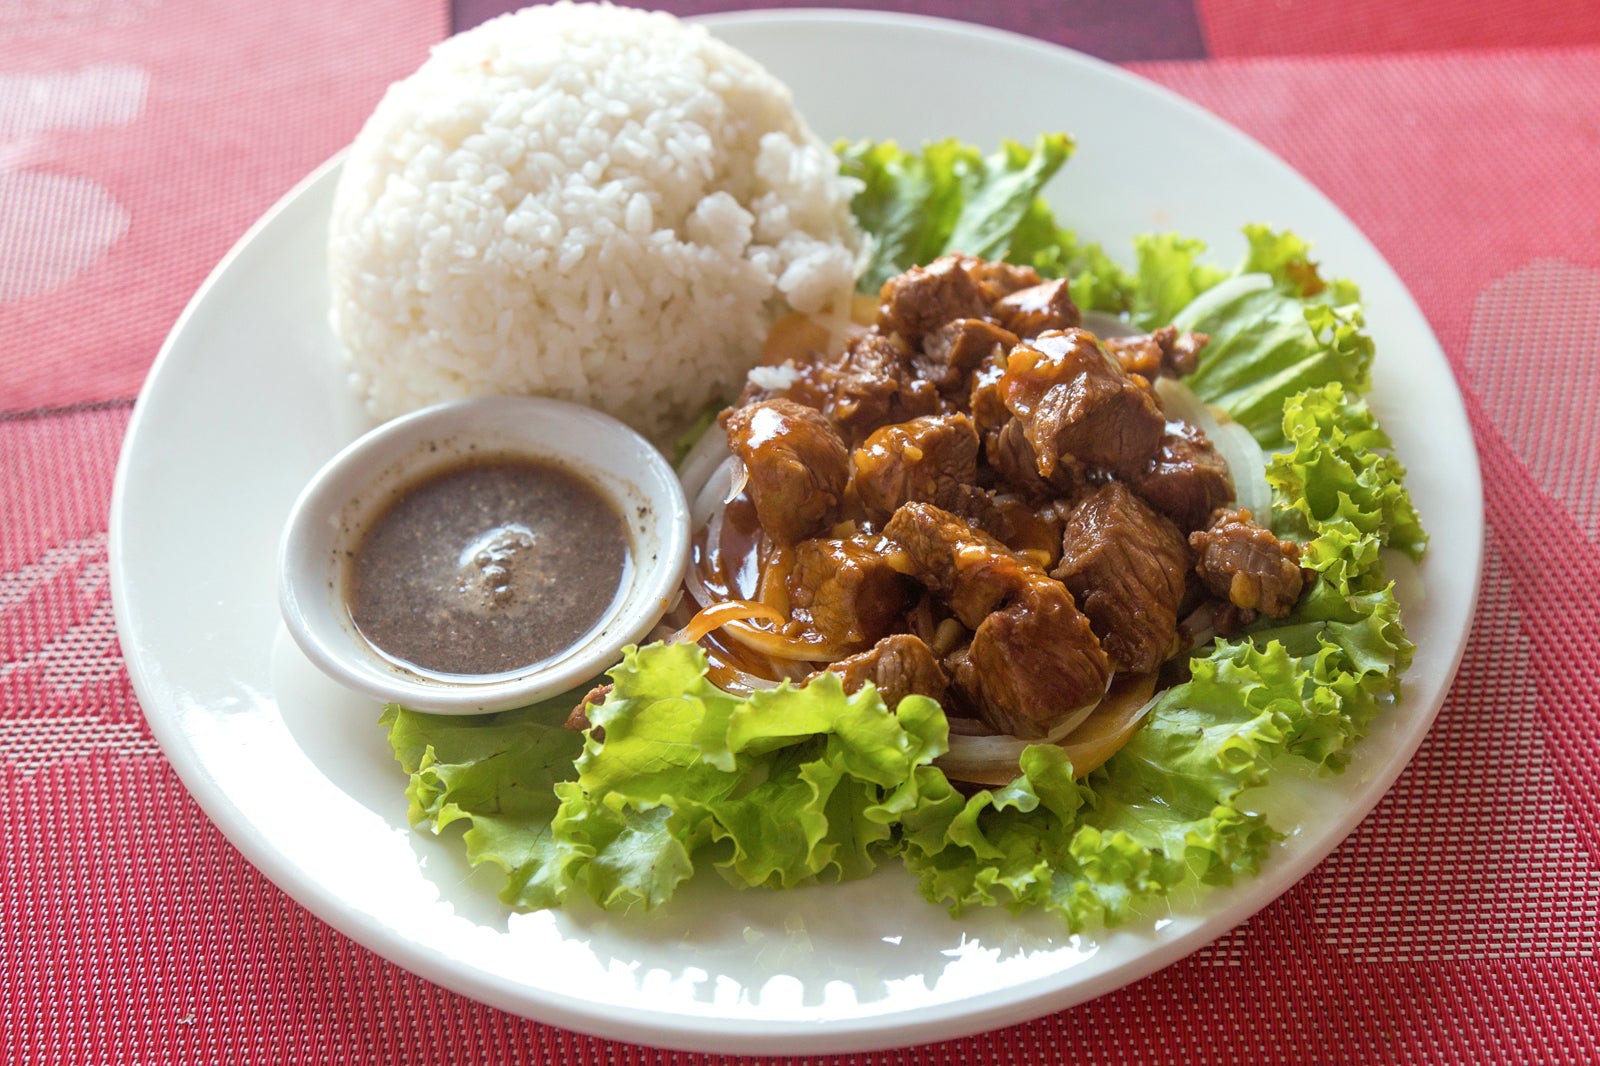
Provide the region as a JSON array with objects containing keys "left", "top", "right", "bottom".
[{"left": 328, "top": 2, "right": 862, "bottom": 445}]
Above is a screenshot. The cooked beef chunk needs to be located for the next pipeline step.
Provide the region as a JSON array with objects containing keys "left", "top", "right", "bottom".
[
  {"left": 968, "top": 348, "right": 1011, "bottom": 441},
  {"left": 1132, "top": 421, "right": 1235, "bottom": 533},
  {"left": 1189, "top": 509, "right": 1306, "bottom": 619},
  {"left": 812, "top": 332, "right": 942, "bottom": 443},
  {"left": 877, "top": 255, "right": 989, "bottom": 343},
  {"left": 825, "top": 633, "right": 949, "bottom": 709},
  {"left": 1101, "top": 333, "right": 1161, "bottom": 384},
  {"left": 1161, "top": 328, "right": 1209, "bottom": 377},
  {"left": 1102, "top": 326, "right": 1209, "bottom": 381},
  {"left": 787, "top": 534, "right": 909, "bottom": 649},
  {"left": 954, "top": 582, "right": 1110, "bottom": 738},
  {"left": 853, "top": 413, "right": 980, "bottom": 522},
  {"left": 915, "top": 317, "right": 1018, "bottom": 394},
  {"left": 962, "top": 256, "right": 1043, "bottom": 305},
  {"left": 987, "top": 417, "right": 1083, "bottom": 501},
  {"left": 991, "top": 494, "right": 1068, "bottom": 572},
  {"left": 723, "top": 398, "right": 849, "bottom": 544},
  {"left": 1052, "top": 482, "right": 1189, "bottom": 674},
  {"left": 1000, "top": 328, "right": 1165, "bottom": 480},
  {"left": 884, "top": 501, "right": 1110, "bottom": 737},
  {"left": 883, "top": 502, "right": 1035, "bottom": 627},
  {"left": 993, "top": 278, "right": 1081, "bottom": 338}
]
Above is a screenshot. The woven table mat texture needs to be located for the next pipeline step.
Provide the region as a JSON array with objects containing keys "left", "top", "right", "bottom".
[{"left": 4, "top": 0, "right": 1598, "bottom": 1063}]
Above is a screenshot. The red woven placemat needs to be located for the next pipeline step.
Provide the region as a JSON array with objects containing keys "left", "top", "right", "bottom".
[{"left": 4, "top": 2, "right": 1597, "bottom": 1062}]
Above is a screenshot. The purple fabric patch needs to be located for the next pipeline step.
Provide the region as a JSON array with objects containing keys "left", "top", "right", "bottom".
[{"left": 452, "top": 0, "right": 1208, "bottom": 62}]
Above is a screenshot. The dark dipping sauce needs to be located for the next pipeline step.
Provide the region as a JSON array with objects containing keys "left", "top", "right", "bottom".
[{"left": 347, "top": 455, "right": 631, "bottom": 677}]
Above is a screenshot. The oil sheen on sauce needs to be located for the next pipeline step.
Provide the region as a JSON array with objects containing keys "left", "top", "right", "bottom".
[{"left": 347, "top": 455, "right": 631, "bottom": 677}]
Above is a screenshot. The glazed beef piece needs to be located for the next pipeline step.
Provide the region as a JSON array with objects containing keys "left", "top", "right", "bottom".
[
  {"left": 993, "top": 278, "right": 1081, "bottom": 338},
  {"left": 884, "top": 502, "right": 1111, "bottom": 737},
  {"left": 825, "top": 633, "right": 950, "bottom": 709},
  {"left": 954, "top": 582, "right": 1111, "bottom": 739},
  {"left": 1189, "top": 509, "right": 1307, "bottom": 619},
  {"left": 987, "top": 417, "right": 1083, "bottom": 502},
  {"left": 883, "top": 502, "right": 1036, "bottom": 627},
  {"left": 1132, "top": 421, "right": 1235, "bottom": 533},
  {"left": 1000, "top": 328, "right": 1165, "bottom": 480},
  {"left": 876, "top": 255, "right": 989, "bottom": 344},
  {"left": 722, "top": 398, "right": 849, "bottom": 545},
  {"left": 1102, "top": 326, "right": 1209, "bottom": 382},
  {"left": 853, "top": 413, "right": 980, "bottom": 522},
  {"left": 787, "top": 534, "right": 910, "bottom": 650},
  {"left": 990, "top": 494, "right": 1069, "bottom": 572},
  {"left": 1052, "top": 482, "right": 1190, "bottom": 674},
  {"left": 915, "top": 317, "right": 1017, "bottom": 395},
  {"left": 962, "top": 256, "right": 1043, "bottom": 305},
  {"left": 808, "top": 332, "right": 942, "bottom": 443},
  {"left": 968, "top": 349, "right": 1011, "bottom": 442}
]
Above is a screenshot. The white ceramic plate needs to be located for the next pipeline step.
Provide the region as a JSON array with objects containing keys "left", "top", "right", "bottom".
[{"left": 109, "top": 11, "right": 1482, "bottom": 1055}]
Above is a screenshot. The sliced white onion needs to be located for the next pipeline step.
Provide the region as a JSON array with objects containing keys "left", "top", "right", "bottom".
[
  {"left": 936, "top": 673, "right": 1160, "bottom": 786},
  {"left": 1208, "top": 418, "right": 1271, "bottom": 520},
  {"left": 690, "top": 455, "right": 738, "bottom": 533},
  {"left": 944, "top": 715, "right": 992, "bottom": 737},
  {"left": 939, "top": 699, "right": 1100, "bottom": 778},
  {"left": 678, "top": 422, "right": 731, "bottom": 504},
  {"left": 725, "top": 457, "right": 749, "bottom": 504},
  {"left": 660, "top": 600, "right": 787, "bottom": 648},
  {"left": 682, "top": 508, "right": 721, "bottom": 613},
  {"left": 1154, "top": 376, "right": 1272, "bottom": 519},
  {"left": 709, "top": 664, "right": 781, "bottom": 696},
  {"left": 720, "top": 619, "right": 845, "bottom": 664}
]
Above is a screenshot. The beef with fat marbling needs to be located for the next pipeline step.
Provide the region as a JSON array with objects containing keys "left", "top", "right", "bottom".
[
  {"left": 824, "top": 633, "right": 950, "bottom": 709},
  {"left": 1189, "top": 508, "right": 1307, "bottom": 620},
  {"left": 816, "top": 331, "right": 942, "bottom": 443},
  {"left": 915, "top": 317, "right": 1018, "bottom": 395},
  {"left": 953, "top": 582, "right": 1111, "bottom": 739},
  {"left": 876, "top": 255, "right": 990, "bottom": 344},
  {"left": 961, "top": 256, "right": 1043, "bottom": 306}
]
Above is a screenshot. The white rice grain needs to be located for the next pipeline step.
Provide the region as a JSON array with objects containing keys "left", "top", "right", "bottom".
[{"left": 328, "top": 2, "right": 861, "bottom": 446}]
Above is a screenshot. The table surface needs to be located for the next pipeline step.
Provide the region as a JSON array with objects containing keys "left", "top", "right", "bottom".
[{"left": 4, "top": 1, "right": 1598, "bottom": 1062}]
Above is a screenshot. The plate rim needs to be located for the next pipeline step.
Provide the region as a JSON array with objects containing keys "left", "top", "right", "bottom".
[{"left": 107, "top": 7, "right": 1484, "bottom": 1054}]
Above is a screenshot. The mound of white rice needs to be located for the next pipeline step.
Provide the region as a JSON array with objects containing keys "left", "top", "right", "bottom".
[{"left": 328, "top": 2, "right": 862, "bottom": 445}]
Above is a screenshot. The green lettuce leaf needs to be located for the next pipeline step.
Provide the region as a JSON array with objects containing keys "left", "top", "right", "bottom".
[
  {"left": 382, "top": 697, "right": 586, "bottom": 905},
  {"left": 529, "top": 642, "right": 951, "bottom": 911},
  {"left": 1175, "top": 275, "right": 1373, "bottom": 448},
  {"left": 835, "top": 133, "right": 1135, "bottom": 310},
  {"left": 1129, "top": 232, "right": 1228, "bottom": 328},
  {"left": 900, "top": 744, "right": 1186, "bottom": 930},
  {"left": 1269, "top": 383, "right": 1428, "bottom": 582}
]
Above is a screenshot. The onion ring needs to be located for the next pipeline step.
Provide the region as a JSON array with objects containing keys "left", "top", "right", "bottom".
[{"left": 937, "top": 672, "right": 1160, "bottom": 785}]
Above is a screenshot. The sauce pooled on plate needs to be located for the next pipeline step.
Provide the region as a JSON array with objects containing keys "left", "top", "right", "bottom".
[{"left": 348, "top": 455, "right": 631, "bottom": 677}]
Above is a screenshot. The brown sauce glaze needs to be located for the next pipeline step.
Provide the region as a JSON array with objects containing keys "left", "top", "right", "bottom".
[{"left": 348, "top": 455, "right": 630, "bottom": 677}]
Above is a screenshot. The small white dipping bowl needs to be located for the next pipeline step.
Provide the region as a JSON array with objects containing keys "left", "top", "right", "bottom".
[{"left": 277, "top": 396, "right": 690, "bottom": 714}]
